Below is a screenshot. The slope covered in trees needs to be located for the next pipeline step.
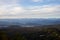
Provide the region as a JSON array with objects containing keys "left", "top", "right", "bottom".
[{"left": 0, "top": 24, "right": 60, "bottom": 40}]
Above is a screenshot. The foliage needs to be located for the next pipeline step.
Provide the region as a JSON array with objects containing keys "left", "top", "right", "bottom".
[{"left": 0, "top": 27, "right": 60, "bottom": 40}]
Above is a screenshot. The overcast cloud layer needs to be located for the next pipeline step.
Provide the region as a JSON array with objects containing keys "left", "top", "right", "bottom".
[{"left": 0, "top": 0, "right": 60, "bottom": 18}]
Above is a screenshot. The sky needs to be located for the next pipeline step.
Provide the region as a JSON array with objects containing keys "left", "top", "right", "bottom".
[{"left": 0, "top": 0, "right": 60, "bottom": 19}]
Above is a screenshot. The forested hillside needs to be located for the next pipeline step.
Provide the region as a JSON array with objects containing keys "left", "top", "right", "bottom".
[{"left": 0, "top": 24, "right": 60, "bottom": 40}]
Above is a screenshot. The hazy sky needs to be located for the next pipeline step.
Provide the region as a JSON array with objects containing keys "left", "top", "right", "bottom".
[{"left": 0, "top": 0, "right": 60, "bottom": 18}]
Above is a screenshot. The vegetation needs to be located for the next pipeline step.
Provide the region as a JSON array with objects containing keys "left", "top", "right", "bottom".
[{"left": 0, "top": 25, "right": 60, "bottom": 40}]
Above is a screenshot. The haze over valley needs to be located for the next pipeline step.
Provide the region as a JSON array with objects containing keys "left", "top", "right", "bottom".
[{"left": 0, "top": 18, "right": 60, "bottom": 28}]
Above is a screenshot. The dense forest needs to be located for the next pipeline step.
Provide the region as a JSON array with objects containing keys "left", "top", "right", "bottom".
[{"left": 0, "top": 24, "right": 60, "bottom": 40}]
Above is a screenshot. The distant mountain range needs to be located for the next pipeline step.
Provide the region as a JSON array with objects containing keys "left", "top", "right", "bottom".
[{"left": 0, "top": 18, "right": 60, "bottom": 27}]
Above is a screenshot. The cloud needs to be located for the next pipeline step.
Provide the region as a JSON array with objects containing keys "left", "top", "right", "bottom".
[
  {"left": 0, "top": 4, "right": 25, "bottom": 16},
  {"left": 32, "top": 0, "right": 43, "bottom": 2},
  {"left": 32, "top": 0, "right": 60, "bottom": 3},
  {"left": 26, "top": 5, "right": 60, "bottom": 14},
  {"left": 0, "top": 4, "right": 60, "bottom": 18},
  {"left": 0, "top": 0, "right": 19, "bottom": 5},
  {"left": 25, "top": 5, "right": 60, "bottom": 18},
  {"left": 0, "top": 0, "right": 60, "bottom": 18}
]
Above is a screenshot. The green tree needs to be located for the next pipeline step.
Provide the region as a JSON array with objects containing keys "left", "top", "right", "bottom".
[{"left": 13, "top": 32, "right": 27, "bottom": 40}]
